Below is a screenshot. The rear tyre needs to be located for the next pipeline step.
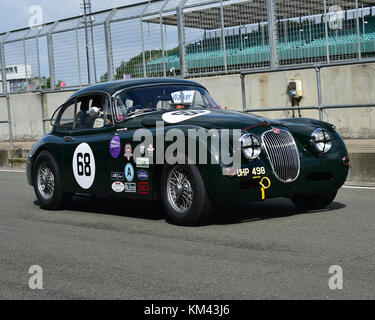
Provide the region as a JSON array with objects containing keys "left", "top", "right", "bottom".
[
  {"left": 33, "top": 150, "right": 72, "bottom": 210},
  {"left": 161, "top": 164, "right": 213, "bottom": 226},
  {"left": 291, "top": 191, "right": 338, "bottom": 210}
]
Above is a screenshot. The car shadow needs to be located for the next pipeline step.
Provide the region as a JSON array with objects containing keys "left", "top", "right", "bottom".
[
  {"left": 213, "top": 198, "right": 346, "bottom": 225},
  {"left": 34, "top": 196, "right": 346, "bottom": 226}
]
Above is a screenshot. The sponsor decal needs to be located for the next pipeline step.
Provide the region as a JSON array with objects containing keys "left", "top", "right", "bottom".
[
  {"left": 137, "top": 170, "right": 149, "bottom": 181},
  {"left": 273, "top": 128, "right": 280, "bottom": 134},
  {"left": 124, "top": 143, "right": 133, "bottom": 161},
  {"left": 125, "top": 163, "right": 134, "bottom": 182},
  {"left": 124, "top": 183, "right": 136, "bottom": 193},
  {"left": 72, "top": 143, "right": 96, "bottom": 189},
  {"left": 138, "top": 182, "right": 150, "bottom": 195},
  {"left": 111, "top": 172, "right": 124, "bottom": 181},
  {"left": 147, "top": 144, "right": 155, "bottom": 157},
  {"left": 161, "top": 110, "right": 211, "bottom": 124},
  {"left": 109, "top": 136, "right": 121, "bottom": 159},
  {"left": 112, "top": 181, "right": 125, "bottom": 193},
  {"left": 171, "top": 90, "right": 195, "bottom": 104},
  {"left": 136, "top": 157, "right": 150, "bottom": 168}
]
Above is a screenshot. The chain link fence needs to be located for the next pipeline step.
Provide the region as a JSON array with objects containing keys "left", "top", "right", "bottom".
[{"left": 1, "top": 0, "right": 375, "bottom": 147}]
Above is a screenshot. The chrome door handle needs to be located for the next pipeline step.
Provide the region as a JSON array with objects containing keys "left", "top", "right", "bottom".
[{"left": 64, "top": 136, "right": 75, "bottom": 142}]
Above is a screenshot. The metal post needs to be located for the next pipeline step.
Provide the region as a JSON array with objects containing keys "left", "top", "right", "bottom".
[
  {"left": 316, "top": 67, "right": 323, "bottom": 121},
  {"left": 323, "top": 0, "right": 330, "bottom": 63},
  {"left": 35, "top": 29, "right": 42, "bottom": 91},
  {"left": 23, "top": 32, "right": 29, "bottom": 91},
  {"left": 75, "top": 26, "right": 82, "bottom": 87},
  {"left": 83, "top": 1, "right": 91, "bottom": 84},
  {"left": 241, "top": 74, "right": 247, "bottom": 111},
  {"left": 177, "top": 6, "right": 186, "bottom": 78},
  {"left": 266, "top": 0, "right": 279, "bottom": 69},
  {"left": 0, "top": 42, "right": 14, "bottom": 149},
  {"left": 40, "top": 92, "right": 46, "bottom": 134},
  {"left": 220, "top": 0, "right": 228, "bottom": 73},
  {"left": 159, "top": 0, "right": 170, "bottom": 77},
  {"left": 140, "top": 2, "right": 151, "bottom": 78},
  {"left": 355, "top": 0, "right": 362, "bottom": 60},
  {"left": 104, "top": 9, "right": 116, "bottom": 82},
  {"left": 47, "top": 33, "right": 55, "bottom": 90}
]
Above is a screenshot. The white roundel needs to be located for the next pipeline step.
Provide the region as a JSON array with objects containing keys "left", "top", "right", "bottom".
[
  {"left": 162, "top": 110, "right": 211, "bottom": 124},
  {"left": 72, "top": 143, "right": 96, "bottom": 189},
  {"left": 112, "top": 181, "right": 124, "bottom": 193}
]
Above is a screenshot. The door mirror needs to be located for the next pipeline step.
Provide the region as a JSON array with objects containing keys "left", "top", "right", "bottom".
[{"left": 89, "top": 106, "right": 101, "bottom": 118}]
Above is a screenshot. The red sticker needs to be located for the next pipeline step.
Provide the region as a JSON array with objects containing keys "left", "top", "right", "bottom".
[{"left": 138, "top": 182, "right": 150, "bottom": 195}]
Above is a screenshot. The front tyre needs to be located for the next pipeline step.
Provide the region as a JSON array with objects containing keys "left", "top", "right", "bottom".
[
  {"left": 33, "top": 150, "right": 72, "bottom": 210},
  {"left": 291, "top": 191, "right": 338, "bottom": 210},
  {"left": 161, "top": 164, "right": 213, "bottom": 226}
]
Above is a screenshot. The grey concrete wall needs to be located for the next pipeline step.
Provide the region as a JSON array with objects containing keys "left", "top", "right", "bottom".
[
  {"left": 1, "top": 62, "right": 375, "bottom": 142},
  {"left": 0, "top": 91, "right": 72, "bottom": 141},
  {"left": 196, "top": 63, "right": 375, "bottom": 138}
]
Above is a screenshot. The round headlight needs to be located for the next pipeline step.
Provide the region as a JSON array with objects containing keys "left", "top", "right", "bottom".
[
  {"left": 311, "top": 128, "right": 332, "bottom": 153},
  {"left": 240, "top": 133, "right": 261, "bottom": 159}
]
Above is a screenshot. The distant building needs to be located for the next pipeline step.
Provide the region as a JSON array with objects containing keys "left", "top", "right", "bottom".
[{"left": 0, "top": 64, "right": 32, "bottom": 94}]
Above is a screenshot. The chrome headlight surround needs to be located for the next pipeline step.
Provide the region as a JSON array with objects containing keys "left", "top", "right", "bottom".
[
  {"left": 311, "top": 128, "right": 332, "bottom": 153},
  {"left": 240, "top": 133, "right": 261, "bottom": 160}
]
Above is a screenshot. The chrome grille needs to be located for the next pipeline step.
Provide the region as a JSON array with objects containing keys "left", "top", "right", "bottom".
[{"left": 262, "top": 129, "right": 300, "bottom": 182}]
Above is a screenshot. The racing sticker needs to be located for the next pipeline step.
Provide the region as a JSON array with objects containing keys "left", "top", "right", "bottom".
[
  {"left": 112, "top": 181, "right": 125, "bottom": 193},
  {"left": 125, "top": 163, "right": 135, "bottom": 182},
  {"left": 138, "top": 182, "right": 150, "bottom": 195},
  {"left": 124, "top": 143, "right": 133, "bottom": 161},
  {"left": 124, "top": 183, "right": 136, "bottom": 193},
  {"left": 137, "top": 170, "right": 149, "bottom": 181},
  {"left": 136, "top": 157, "right": 149, "bottom": 168},
  {"left": 111, "top": 172, "right": 124, "bottom": 181},
  {"left": 72, "top": 143, "right": 96, "bottom": 189},
  {"left": 161, "top": 110, "right": 211, "bottom": 124},
  {"left": 109, "top": 136, "right": 121, "bottom": 159}
]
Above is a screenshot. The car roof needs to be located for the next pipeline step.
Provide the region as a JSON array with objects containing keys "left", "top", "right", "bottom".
[{"left": 69, "top": 78, "right": 205, "bottom": 100}]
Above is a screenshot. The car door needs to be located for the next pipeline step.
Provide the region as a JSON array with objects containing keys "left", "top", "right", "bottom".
[{"left": 61, "top": 92, "right": 115, "bottom": 194}]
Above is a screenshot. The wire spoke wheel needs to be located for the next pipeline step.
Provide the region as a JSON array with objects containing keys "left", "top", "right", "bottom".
[
  {"left": 167, "top": 167, "right": 194, "bottom": 214},
  {"left": 37, "top": 161, "right": 55, "bottom": 201}
]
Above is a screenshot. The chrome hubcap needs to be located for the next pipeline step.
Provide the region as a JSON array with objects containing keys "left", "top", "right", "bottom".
[
  {"left": 167, "top": 167, "right": 194, "bottom": 214},
  {"left": 37, "top": 162, "right": 55, "bottom": 200}
]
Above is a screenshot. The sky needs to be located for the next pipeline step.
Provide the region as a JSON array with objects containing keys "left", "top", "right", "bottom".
[{"left": 0, "top": 0, "right": 145, "bottom": 33}]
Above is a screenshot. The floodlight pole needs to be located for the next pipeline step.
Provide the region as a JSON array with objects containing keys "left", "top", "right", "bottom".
[
  {"left": 266, "top": 0, "right": 279, "bottom": 69},
  {"left": 83, "top": 0, "right": 91, "bottom": 84}
]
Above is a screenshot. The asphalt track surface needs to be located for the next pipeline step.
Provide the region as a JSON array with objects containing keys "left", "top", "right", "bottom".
[{"left": 0, "top": 170, "right": 374, "bottom": 300}]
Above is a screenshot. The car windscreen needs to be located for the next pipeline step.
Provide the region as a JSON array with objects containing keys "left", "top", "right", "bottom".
[{"left": 114, "top": 85, "right": 219, "bottom": 121}]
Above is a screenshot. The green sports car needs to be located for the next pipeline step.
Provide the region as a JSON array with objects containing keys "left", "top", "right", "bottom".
[{"left": 27, "top": 78, "right": 350, "bottom": 226}]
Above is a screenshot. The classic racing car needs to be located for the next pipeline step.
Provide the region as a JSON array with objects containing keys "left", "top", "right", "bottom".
[{"left": 27, "top": 78, "right": 350, "bottom": 226}]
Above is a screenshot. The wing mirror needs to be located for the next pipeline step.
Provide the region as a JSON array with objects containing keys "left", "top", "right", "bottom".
[{"left": 89, "top": 106, "right": 101, "bottom": 118}]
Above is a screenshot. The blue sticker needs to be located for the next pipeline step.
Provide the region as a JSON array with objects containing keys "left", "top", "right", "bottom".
[
  {"left": 125, "top": 163, "right": 134, "bottom": 182},
  {"left": 137, "top": 170, "right": 149, "bottom": 181}
]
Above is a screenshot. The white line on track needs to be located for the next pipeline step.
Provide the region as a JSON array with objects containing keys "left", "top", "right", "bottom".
[
  {"left": 343, "top": 186, "right": 375, "bottom": 190},
  {"left": 0, "top": 169, "right": 26, "bottom": 173}
]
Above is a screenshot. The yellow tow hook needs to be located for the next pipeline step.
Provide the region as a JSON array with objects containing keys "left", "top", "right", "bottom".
[{"left": 259, "top": 177, "right": 271, "bottom": 200}]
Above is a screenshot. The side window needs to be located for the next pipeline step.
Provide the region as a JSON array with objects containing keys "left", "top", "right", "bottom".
[
  {"left": 54, "top": 100, "right": 76, "bottom": 129},
  {"left": 75, "top": 94, "right": 112, "bottom": 130}
]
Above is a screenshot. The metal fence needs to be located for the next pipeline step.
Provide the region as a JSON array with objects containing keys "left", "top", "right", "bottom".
[{"left": 1, "top": 0, "right": 375, "bottom": 148}]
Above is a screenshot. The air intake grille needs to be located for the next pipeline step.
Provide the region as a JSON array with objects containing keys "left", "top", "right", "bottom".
[{"left": 262, "top": 129, "right": 300, "bottom": 182}]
